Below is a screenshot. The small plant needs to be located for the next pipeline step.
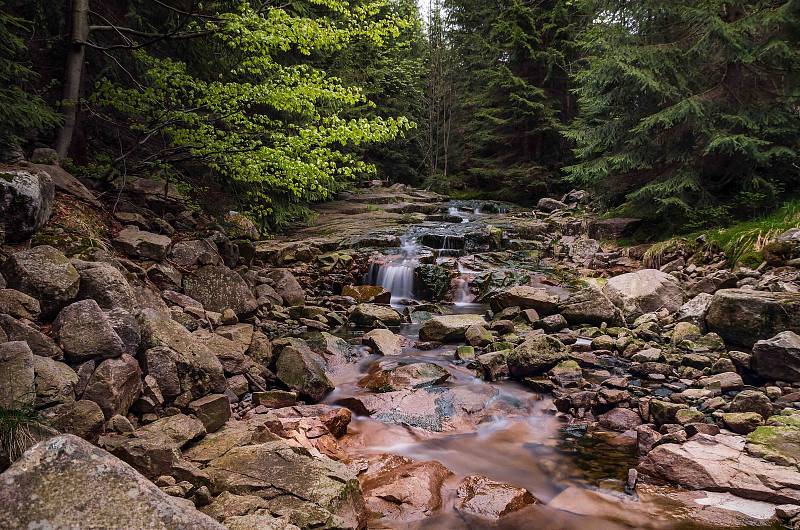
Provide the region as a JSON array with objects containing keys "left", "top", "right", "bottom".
[{"left": 0, "top": 400, "right": 56, "bottom": 466}]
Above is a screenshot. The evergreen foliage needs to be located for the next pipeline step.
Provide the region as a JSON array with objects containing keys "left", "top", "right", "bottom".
[
  {"left": 567, "top": 0, "right": 800, "bottom": 229},
  {"left": 0, "top": 2, "right": 60, "bottom": 152}
]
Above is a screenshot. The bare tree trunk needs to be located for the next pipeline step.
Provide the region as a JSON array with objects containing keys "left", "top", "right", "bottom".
[{"left": 55, "top": 0, "right": 89, "bottom": 159}]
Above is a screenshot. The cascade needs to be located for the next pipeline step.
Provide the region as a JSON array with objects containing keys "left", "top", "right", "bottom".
[{"left": 363, "top": 236, "right": 419, "bottom": 302}]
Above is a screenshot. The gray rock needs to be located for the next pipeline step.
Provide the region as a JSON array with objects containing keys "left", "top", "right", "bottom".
[
  {"left": 32, "top": 356, "right": 77, "bottom": 408},
  {"left": 729, "top": 390, "right": 773, "bottom": 419},
  {"left": 587, "top": 218, "right": 641, "bottom": 240},
  {"left": 0, "top": 288, "right": 40, "bottom": 320},
  {"left": 2, "top": 245, "right": 80, "bottom": 317},
  {"left": 419, "top": 314, "right": 486, "bottom": 343},
  {"left": 275, "top": 339, "right": 334, "bottom": 402},
  {"left": 0, "top": 167, "right": 54, "bottom": 242},
  {"left": 138, "top": 309, "right": 227, "bottom": 400},
  {"left": 183, "top": 265, "right": 257, "bottom": 317},
  {"left": 537, "top": 197, "right": 568, "bottom": 212},
  {"left": 599, "top": 407, "right": 642, "bottom": 432},
  {"left": 188, "top": 394, "right": 231, "bottom": 433},
  {"left": 752, "top": 331, "right": 800, "bottom": 382},
  {"left": 265, "top": 269, "right": 306, "bottom": 307},
  {"left": 0, "top": 341, "right": 34, "bottom": 408},
  {"left": 114, "top": 226, "right": 172, "bottom": 260},
  {"left": 507, "top": 335, "right": 567, "bottom": 377},
  {"left": 603, "top": 269, "right": 684, "bottom": 321},
  {"left": 74, "top": 260, "right": 136, "bottom": 311},
  {"left": 169, "top": 239, "right": 222, "bottom": 269},
  {"left": 363, "top": 329, "right": 403, "bottom": 356},
  {"left": 40, "top": 399, "right": 105, "bottom": 442},
  {"left": 675, "top": 293, "right": 714, "bottom": 331},
  {"left": 106, "top": 307, "right": 141, "bottom": 354},
  {"left": 82, "top": 354, "right": 142, "bottom": 419},
  {"left": 351, "top": 303, "right": 403, "bottom": 327},
  {"left": 0, "top": 434, "right": 225, "bottom": 530},
  {"left": 490, "top": 285, "right": 560, "bottom": 315},
  {"left": 706, "top": 289, "right": 800, "bottom": 347},
  {"left": 0, "top": 313, "right": 62, "bottom": 358},
  {"left": 559, "top": 287, "right": 623, "bottom": 326},
  {"left": 53, "top": 299, "right": 125, "bottom": 362}
]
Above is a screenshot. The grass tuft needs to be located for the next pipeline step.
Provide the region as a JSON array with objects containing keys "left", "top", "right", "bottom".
[{"left": 0, "top": 401, "right": 56, "bottom": 466}]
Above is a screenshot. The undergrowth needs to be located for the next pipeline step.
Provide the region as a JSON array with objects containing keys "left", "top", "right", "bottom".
[
  {"left": 0, "top": 401, "right": 55, "bottom": 465},
  {"left": 643, "top": 200, "right": 800, "bottom": 268}
]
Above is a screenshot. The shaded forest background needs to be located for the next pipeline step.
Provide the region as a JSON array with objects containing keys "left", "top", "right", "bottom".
[{"left": 2, "top": 0, "right": 799, "bottom": 235}]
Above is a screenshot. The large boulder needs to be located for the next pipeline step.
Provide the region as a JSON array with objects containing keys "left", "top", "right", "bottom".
[
  {"left": 74, "top": 260, "right": 136, "bottom": 311},
  {"left": 53, "top": 299, "right": 125, "bottom": 362},
  {"left": 170, "top": 239, "right": 222, "bottom": 269},
  {"left": 418, "top": 314, "right": 487, "bottom": 342},
  {"left": 100, "top": 414, "right": 206, "bottom": 478},
  {"left": 638, "top": 433, "right": 800, "bottom": 504},
  {"left": 588, "top": 218, "right": 641, "bottom": 240},
  {"left": 559, "top": 287, "right": 623, "bottom": 326},
  {"left": 205, "top": 439, "right": 367, "bottom": 529},
  {"left": 507, "top": 335, "right": 567, "bottom": 378},
  {"left": 40, "top": 399, "right": 105, "bottom": 442},
  {"left": 0, "top": 167, "right": 54, "bottom": 242},
  {"left": 0, "top": 435, "right": 224, "bottom": 530},
  {"left": 32, "top": 356, "right": 77, "bottom": 408},
  {"left": 114, "top": 226, "right": 172, "bottom": 261},
  {"left": 763, "top": 228, "right": 800, "bottom": 265},
  {"left": 138, "top": 309, "right": 227, "bottom": 401},
  {"left": 0, "top": 341, "right": 34, "bottom": 408},
  {"left": 490, "top": 286, "right": 559, "bottom": 315},
  {"left": 183, "top": 265, "right": 257, "bottom": 317},
  {"left": 82, "top": 354, "right": 142, "bottom": 419},
  {"left": 0, "top": 314, "right": 61, "bottom": 358},
  {"left": 706, "top": 289, "right": 800, "bottom": 347},
  {"left": 752, "top": 331, "right": 800, "bottom": 382},
  {"left": 2, "top": 245, "right": 80, "bottom": 317},
  {"left": 265, "top": 269, "right": 306, "bottom": 307},
  {"left": 275, "top": 339, "right": 334, "bottom": 403},
  {"left": 350, "top": 303, "right": 403, "bottom": 327},
  {"left": 363, "top": 329, "right": 403, "bottom": 356},
  {"left": 602, "top": 269, "right": 684, "bottom": 321}
]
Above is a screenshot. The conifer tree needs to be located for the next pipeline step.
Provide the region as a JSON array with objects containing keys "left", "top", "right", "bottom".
[{"left": 567, "top": 0, "right": 800, "bottom": 229}]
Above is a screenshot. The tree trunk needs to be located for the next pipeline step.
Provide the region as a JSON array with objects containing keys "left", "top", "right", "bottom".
[{"left": 55, "top": 0, "right": 89, "bottom": 159}]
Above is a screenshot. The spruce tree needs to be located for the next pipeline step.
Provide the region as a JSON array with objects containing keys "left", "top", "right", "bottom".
[{"left": 567, "top": 0, "right": 800, "bottom": 230}]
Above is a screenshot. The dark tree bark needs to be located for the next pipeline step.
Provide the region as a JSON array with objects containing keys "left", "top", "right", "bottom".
[{"left": 55, "top": 0, "right": 89, "bottom": 159}]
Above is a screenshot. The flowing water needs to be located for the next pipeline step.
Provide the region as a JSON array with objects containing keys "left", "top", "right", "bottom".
[{"left": 345, "top": 201, "right": 759, "bottom": 529}]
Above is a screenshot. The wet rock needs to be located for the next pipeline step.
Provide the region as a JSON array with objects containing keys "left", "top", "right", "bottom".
[
  {"left": 363, "top": 362, "right": 449, "bottom": 392},
  {"left": 82, "top": 354, "right": 142, "bottom": 419},
  {"left": 465, "top": 324, "right": 493, "bottom": 347},
  {"left": 275, "top": 339, "right": 334, "bottom": 402},
  {"left": 0, "top": 435, "right": 224, "bottom": 530},
  {"left": 559, "top": 287, "right": 623, "bottom": 326},
  {"left": 0, "top": 341, "right": 34, "bottom": 408},
  {"left": 0, "top": 314, "right": 61, "bottom": 358},
  {"left": 0, "top": 288, "right": 40, "bottom": 320},
  {"left": 599, "top": 408, "right": 642, "bottom": 432},
  {"left": 361, "top": 455, "right": 452, "bottom": 522},
  {"left": 706, "top": 289, "right": 800, "bottom": 347},
  {"left": 53, "top": 299, "right": 125, "bottom": 362},
  {"left": 363, "top": 328, "right": 403, "bottom": 356},
  {"left": 74, "top": 261, "right": 136, "bottom": 311},
  {"left": 351, "top": 303, "right": 402, "bottom": 327},
  {"left": 265, "top": 269, "right": 306, "bottom": 307},
  {"left": 639, "top": 433, "right": 800, "bottom": 503},
  {"left": 0, "top": 167, "right": 54, "bottom": 243},
  {"left": 139, "top": 309, "right": 227, "bottom": 400},
  {"left": 32, "top": 356, "right": 77, "bottom": 408},
  {"left": 476, "top": 351, "right": 509, "bottom": 381},
  {"left": 490, "top": 286, "right": 559, "bottom": 315},
  {"left": 189, "top": 394, "right": 231, "bottom": 433},
  {"left": 184, "top": 265, "right": 257, "bottom": 317},
  {"left": 114, "top": 226, "right": 172, "bottom": 260},
  {"left": 2, "top": 245, "right": 80, "bottom": 317},
  {"left": 419, "top": 314, "right": 486, "bottom": 342},
  {"left": 455, "top": 475, "right": 536, "bottom": 519},
  {"left": 100, "top": 414, "right": 206, "bottom": 478},
  {"left": 751, "top": 331, "right": 800, "bottom": 382},
  {"left": 602, "top": 269, "right": 684, "bottom": 321},
  {"left": 206, "top": 439, "right": 366, "bottom": 529},
  {"left": 507, "top": 335, "right": 567, "bottom": 378}
]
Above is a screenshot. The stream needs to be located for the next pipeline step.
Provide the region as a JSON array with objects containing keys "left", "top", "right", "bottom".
[{"left": 319, "top": 201, "right": 734, "bottom": 529}]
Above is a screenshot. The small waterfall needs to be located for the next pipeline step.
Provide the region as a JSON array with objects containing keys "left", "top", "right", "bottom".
[
  {"left": 452, "top": 277, "right": 475, "bottom": 305},
  {"left": 363, "top": 236, "right": 419, "bottom": 302},
  {"left": 448, "top": 206, "right": 469, "bottom": 223}
]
